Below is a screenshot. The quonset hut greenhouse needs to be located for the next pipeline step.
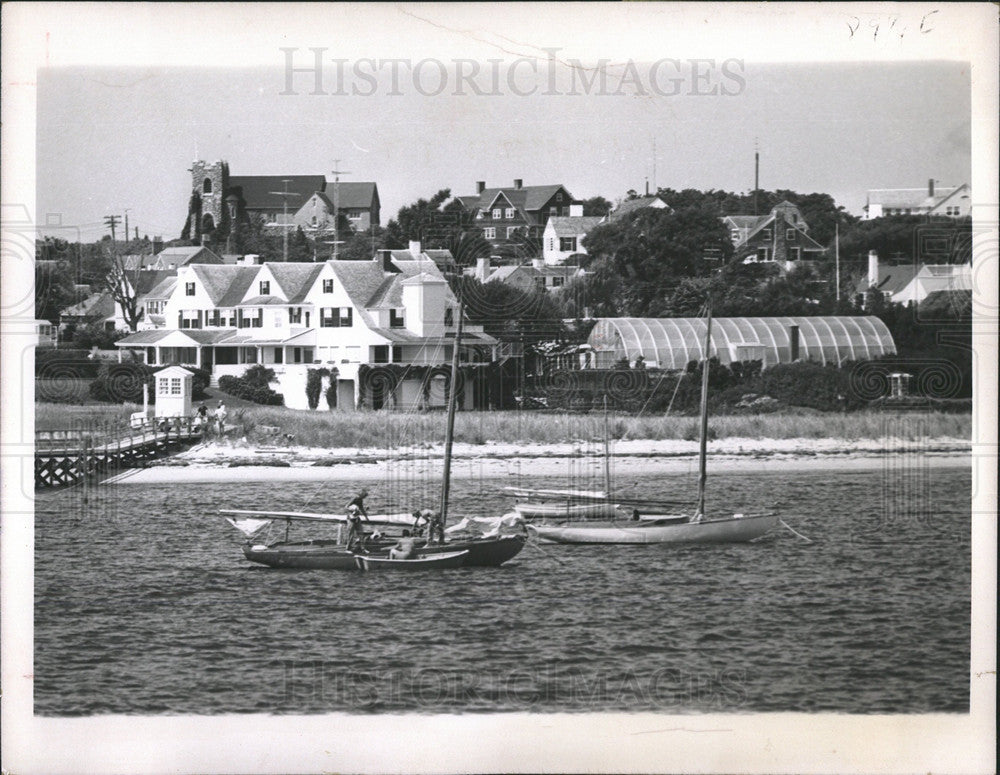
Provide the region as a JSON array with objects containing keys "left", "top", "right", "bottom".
[{"left": 586, "top": 316, "right": 896, "bottom": 370}]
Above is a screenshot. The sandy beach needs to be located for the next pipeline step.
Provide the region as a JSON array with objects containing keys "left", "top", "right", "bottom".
[{"left": 103, "top": 436, "right": 972, "bottom": 485}]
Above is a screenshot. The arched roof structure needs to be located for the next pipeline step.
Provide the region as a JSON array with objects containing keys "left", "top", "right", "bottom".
[{"left": 587, "top": 316, "right": 896, "bottom": 369}]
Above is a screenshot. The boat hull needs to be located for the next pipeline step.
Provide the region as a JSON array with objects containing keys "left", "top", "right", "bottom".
[
  {"left": 513, "top": 502, "right": 618, "bottom": 520},
  {"left": 356, "top": 550, "right": 468, "bottom": 571},
  {"left": 417, "top": 534, "right": 526, "bottom": 567},
  {"left": 242, "top": 541, "right": 358, "bottom": 570},
  {"left": 529, "top": 513, "right": 779, "bottom": 545}
]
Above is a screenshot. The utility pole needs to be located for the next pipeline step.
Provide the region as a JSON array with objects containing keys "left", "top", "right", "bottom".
[
  {"left": 753, "top": 139, "right": 760, "bottom": 216},
  {"left": 330, "top": 160, "right": 351, "bottom": 260},
  {"left": 124, "top": 209, "right": 131, "bottom": 247},
  {"left": 267, "top": 180, "right": 300, "bottom": 261},
  {"left": 835, "top": 221, "right": 840, "bottom": 304},
  {"left": 104, "top": 214, "right": 120, "bottom": 244}
]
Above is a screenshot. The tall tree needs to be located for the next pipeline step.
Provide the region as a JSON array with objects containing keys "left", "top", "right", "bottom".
[
  {"left": 385, "top": 189, "right": 453, "bottom": 248},
  {"left": 103, "top": 245, "right": 145, "bottom": 332}
]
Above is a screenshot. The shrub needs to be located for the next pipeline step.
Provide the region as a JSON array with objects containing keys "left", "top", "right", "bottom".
[
  {"left": 306, "top": 368, "right": 331, "bottom": 410},
  {"left": 218, "top": 365, "right": 284, "bottom": 406},
  {"left": 35, "top": 349, "right": 101, "bottom": 380},
  {"left": 188, "top": 367, "right": 211, "bottom": 400},
  {"left": 88, "top": 362, "right": 156, "bottom": 403}
]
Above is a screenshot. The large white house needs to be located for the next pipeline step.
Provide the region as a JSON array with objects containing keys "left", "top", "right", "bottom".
[{"left": 115, "top": 251, "right": 498, "bottom": 411}]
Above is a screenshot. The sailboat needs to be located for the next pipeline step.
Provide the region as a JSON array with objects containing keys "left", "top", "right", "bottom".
[
  {"left": 223, "top": 296, "right": 526, "bottom": 569},
  {"left": 355, "top": 296, "right": 527, "bottom": 568},
  {"left": 528, "top": 301, "right": 779, "bottom": 545}
]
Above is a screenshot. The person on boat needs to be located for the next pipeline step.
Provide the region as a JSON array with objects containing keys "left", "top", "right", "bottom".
[
  {"left": 389, "top": 537, "right": 416, "bottom": 560},
  {"left": 426, "top": 510, "right": 445, "bottom": 544},
  {"left": 345, "top": 489, "right": 371, "bottom": 551},
  {"left": 632, "top": 508, "right": 641, "bottom": 521}
]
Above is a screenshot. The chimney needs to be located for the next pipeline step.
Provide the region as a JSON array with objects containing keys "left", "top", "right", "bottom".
[
  {"left": 928, "top": 178, "right": 935, "bottom": 198},
  {"left": 152, "top": 236, "right": 163, "bottom": 255},
  {"left": 868, "top": 250, "right": 879, "bottom": 287},
  {"left": 645, "top": 178, "right": 649, "bottom": 196},
  {"left": 532, "top": 257, "right": 545, "bottom": 271},
  {"left": 475, "top": 257, "right": 490, "bottom": 282},
  {"left": 476, "top": 181, "right": 486, "bottom": 194},
  {"left": 408, "top": 240, "right": 422, "bottom": 257},
  {"left": 789, "top": 325, "right": 800, "bottom": 362},
  {"left": 514, "top": 179, "right": 523, "bottom": 190},
  {"left": 377, "top": 248, "right": 394, "bottom": 272},
  {"left": 243, "top": 254, "right": 260, "bottom": 265},
  {"left": 569, "top": 203, "right": 584, "bottom": 217}
]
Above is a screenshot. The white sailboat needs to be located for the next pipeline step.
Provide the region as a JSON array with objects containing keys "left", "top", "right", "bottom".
[{"left": 528, "top": 301, "right": 779, "bottom": 545}]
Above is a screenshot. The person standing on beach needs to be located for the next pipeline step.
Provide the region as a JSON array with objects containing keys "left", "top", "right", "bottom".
[{"left": 215, "top": 401, "right": 227, "bottom": 435}]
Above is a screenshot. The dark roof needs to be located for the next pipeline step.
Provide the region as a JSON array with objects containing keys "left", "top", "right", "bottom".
[
  {"left": 154, "top": 246, "right": 223, "bottom": 266},
  {"left": 460, "top": 184, "right": 572, "bottom": 216},
  {"left": 855, "top": 264, "right": 920, "bottom": 295},
  {"left": 313, "top": 182, "right": 378, "bottom": 210},
  {"left": 548, "top": 216, "right": 605, "bottom": 236},
  {"left": 134, "top": 269, "right": 176, "bottom": 296},
  {"left": 61, "top": 292, "right": 115, "bottom": 319},
  {"left": 228, "top": 175, "right": 327, "bottom": 211}
]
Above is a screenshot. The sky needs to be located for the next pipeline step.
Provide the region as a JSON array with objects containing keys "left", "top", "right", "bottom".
[{"left": 33, "top": 30, "right": 972, "bottom": 243}]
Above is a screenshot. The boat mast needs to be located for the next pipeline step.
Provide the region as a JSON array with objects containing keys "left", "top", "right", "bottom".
[
  {"left": 602, "top": 395, "right": 611, "bottom": 497},
  {"left": 439, "top": 296, "right": 465, "bottom": 527},
  {"left": 695, "top": 299, "right": 713, "bottom": 520}
]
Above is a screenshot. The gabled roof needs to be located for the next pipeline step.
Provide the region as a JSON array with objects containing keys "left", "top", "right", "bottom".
[
  {"left": 134, "top": 269, "right": 176, "bottom": 297},
  {"left": 854, "top": 263, "right": 921, "bottom": 295},
  {"left": 267, "top": 262, "right": 324, "bottom": 303},
  {"left": 154, "top": 245, "right": 223, "bottom": 266},
  {"left": 61, "top": 291, "right": 115, "bottom": 319},
  {"left": 365, "top": 258, "right": 452, "bottom": 308},
  {"left": 313, "top": 182, "right": 378, "bottom": 210},
  {"left": 866, "top": 186, "right": 962, "bottom": 210},
  {"left": 145, "top": 275, "right": 178, "bottom": 301},
  {"left": 228, "top": 175, "right": 327, "bottom": 211},
  {"left": 609, "top": 195, "right": 670, "bottom": 221},
  {"left": 488, "top": 265, "right": 538, "bottom": 282},
  {"left": 547, "top": 216, "right": 605, "bottom": 237},
  {"left": 465, "top": 184, "right": 571, "bottom": 216},
  {"left": 189, "top": 264, "right": 259, "bottom": 307},
  {"left": 121, "top": 254, "right": 158, "bottom": 270}
]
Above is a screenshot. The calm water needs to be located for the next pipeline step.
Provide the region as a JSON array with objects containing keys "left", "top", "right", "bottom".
[{"left": 34, "top": 465, "right": 971, "bottom": 715}]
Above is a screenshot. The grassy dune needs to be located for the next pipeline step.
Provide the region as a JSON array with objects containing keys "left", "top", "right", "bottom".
[{"left": 35, "top": 402, "right": 971, "bottom": 447}]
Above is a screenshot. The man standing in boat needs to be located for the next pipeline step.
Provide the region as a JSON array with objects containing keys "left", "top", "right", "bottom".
[{"left": 345, "top": 489, "right": 371, "bottom": 550}]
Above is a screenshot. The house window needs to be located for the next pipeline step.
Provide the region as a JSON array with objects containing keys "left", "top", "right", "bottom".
[
  {"left": 756, "top": 247, "right": 770, "bottom": 262},
  {"left": 505, "top": 208, "right": 514, "bottom": 219},
  {"left": 444, "top": 307, "right": 454, "bottom": 327},
  {"left": 185, "top": 282, "right": 195, "bottom": 296},
  {"left": 322, "top": 279, "right": 334, "bottom": 293},
  {"left": 274, "top": 348, "right": 283, "bottom": 364},
  {"left": 484, "top": 227, "right": 496, "bottom": 239},
  {"left": 556, "top": 192, "right": 564, "bottom": 202},
  {"left": 320, "top": 307, "right": 352, "bottom": 327},
  {"left": 254, "top": 310, "right": 263, "bottom": 328},
  {"left": 304, "top": 348, "right": 314, "bottom": 363},
  {"left": 259, "top": 280, "right": 270, "bottom": 295},
  {"left": 761, "top": 229, "right": 772, "bottom": 240},
  {"left": 392, "top": 346, "right": 403, "bottom": 363},
  {"left": 492, "top": 208, "right": 502, "bottom": 219},
  {"left": 560, "top": 237, "right": 576, "bottom": 252},
  {"left": 289, "top": 307, "right": 302, "bottom": 324},
  {"left": 786, "top": 229, "right": 795, "bottom": 241},
  {"left": 210, "top": 310, "right": 221, "bottom": 327},
  {"left": 340, "top": 308, "right": 352, "bottom": 327},
  {"left": 507, "top": 227, "right": 518, "bottom": 239},
  {"left": 552, "top": 276, "right": 565, "bottom": 287},
  {"left": 390, "top": 308, "right": 405, "bottom": 328},
  {"left": 789, "top": 247, "right": 801, "bottom": 261},
  {"left": 170, "top": 378, "right": 181, "bottom": 395},
  {"left": 373, "top": 345, "right": 389, "bottom": 364}
]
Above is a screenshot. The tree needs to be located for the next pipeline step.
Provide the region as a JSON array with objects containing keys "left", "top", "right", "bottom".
[
  {"left": 34, "top": 249, "right": 80, "bottom": 323},
  {"left": 385, "top": 189, "right": 453, "bottom": 248},
  {"left": 337, "top": 226, "right": 390, "bottom": 261},
  {"left": 580, "top": 196, "right": 612, "bottom": 216},
  {"left": 103, "top": 245, "right": 145, "bottom": 332},
  {"left": 582, "top": 206, "right": 733, "bottom": 316}
]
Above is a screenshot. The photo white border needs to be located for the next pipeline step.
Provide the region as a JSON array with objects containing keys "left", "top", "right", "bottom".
[{"left": 2, "top": 3, "right": 996, "bottom": 773}]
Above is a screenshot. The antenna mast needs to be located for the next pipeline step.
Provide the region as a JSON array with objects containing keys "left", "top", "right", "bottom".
[
  {"left": 331, "top": 160, "right": 352, "bottom": 261},
  {"left": 267, "top": 180, "right": 300, "bottom": 262}
]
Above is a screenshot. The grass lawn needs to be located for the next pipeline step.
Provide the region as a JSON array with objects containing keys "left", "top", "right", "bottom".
[{"left": 35, "top": 396, "right": 972, "bottom": 447}]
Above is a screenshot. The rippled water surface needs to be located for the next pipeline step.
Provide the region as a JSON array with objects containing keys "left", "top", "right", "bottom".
[{"left": 35, "top": 465, "right": 970, "bottom": 714}]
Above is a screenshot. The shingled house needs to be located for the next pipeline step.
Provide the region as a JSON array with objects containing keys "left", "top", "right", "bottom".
[
  {"left": 722, "top": 201, "right": 826, "bottom": 269},
  {"left": 453, "top": 179, "right": 576, "bottom": 246},
  {"left": 115, "top": 253, "right": 497, "bottom": 410}
]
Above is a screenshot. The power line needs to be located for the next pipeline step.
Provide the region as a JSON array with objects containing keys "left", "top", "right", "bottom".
[{"left": 103, "top": 215, "right": 121, "bottom": 244}]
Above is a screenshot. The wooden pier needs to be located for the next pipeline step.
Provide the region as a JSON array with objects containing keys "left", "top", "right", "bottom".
[{"left": 35, "top": 417, "right": 203, "bottom": 488}]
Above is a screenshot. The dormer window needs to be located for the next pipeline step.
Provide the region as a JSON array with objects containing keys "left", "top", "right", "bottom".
[
  {"left": 556, "top": 192, "right": 564, "bottom": 202},
  {"left": 390, "top": 309, "right": 405, "bottom": 328},
  {"left": 259, "top": 280, "right": 270, "bottom": 295},
  {"left": 492, "top": 208, "right": 502, "bottom": 219},
  {"left": 505, "top": 208, "right": 514, "bottom": 220},
  {"left": 762, "top": 229, "right": 772, "bottom": 241}
]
